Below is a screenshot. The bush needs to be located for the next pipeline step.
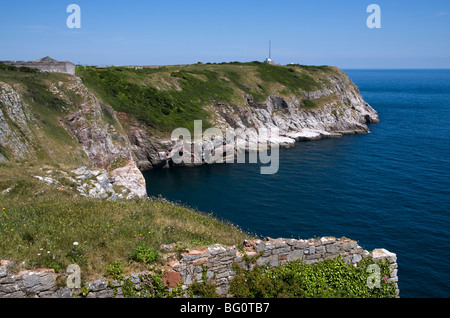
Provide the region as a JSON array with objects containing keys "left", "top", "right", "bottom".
[
  {"left": 129, "top": 245, "right": 161, "bottom": 264},
  {"left": 302, "top": 99, "right": 317, "bottom": 109},
  {"left": 105, "top": 261, "right": 124, "bottom": 280},
  {"left": 229, "top": 256, "right": 397, "bottom": 298}
]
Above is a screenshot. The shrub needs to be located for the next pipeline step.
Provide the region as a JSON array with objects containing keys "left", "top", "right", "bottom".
[
  {"left": 229, "top": 256, "right": 397, "bottom": 298},
  {"left": 105, "top": 261, "right": 124, "bottom": 280},
  {"left": 129, "top": 245, "right": 161, "bottom": 264},
  {"left": 302, "top": 99, "right": 317, "bottom": 109}
]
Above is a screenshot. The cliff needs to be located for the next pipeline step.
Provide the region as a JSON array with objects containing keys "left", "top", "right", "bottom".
[
  {"left": 0, "top": 66, "right": 146, "bottom": 200},
  {"left": 1, "top": 61, "right": 378, "bottom": 186},
  {"left": 76, "top": 62, "right": 379, "bottom": 171},
  {"left": 0, "top": 62, "right": 399, "bottom": 299}
]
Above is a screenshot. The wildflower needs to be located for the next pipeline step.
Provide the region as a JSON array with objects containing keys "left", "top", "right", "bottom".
[{"left": 73, "top": 242, "right": 79, "bottom": 246}]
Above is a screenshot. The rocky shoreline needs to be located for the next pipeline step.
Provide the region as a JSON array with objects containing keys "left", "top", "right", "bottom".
[
  {"left": 1, "top": 64, "right": 379, "bottom": 195},
  {"left": 128, "top": 69, "right": 379, "bottom": 171}
]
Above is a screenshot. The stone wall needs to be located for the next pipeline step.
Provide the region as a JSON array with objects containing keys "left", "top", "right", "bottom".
[
  {"left": 0, "top": 237, "right": 399, "bottom": 298},
  {"left": 171, "top": 237, "right": 399, "bottom": 296}
]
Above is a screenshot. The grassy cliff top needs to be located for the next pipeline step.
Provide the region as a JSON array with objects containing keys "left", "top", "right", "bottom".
[
  {"left": 0, "top": 162, "right": 250, "bottom": 281},
  {"left": 76, "top": 62, "right": 340, "bottom": 132}
]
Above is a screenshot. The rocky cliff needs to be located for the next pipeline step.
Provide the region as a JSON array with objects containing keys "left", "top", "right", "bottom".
[
  {"left": 1, "top": 62, "right": 379, "bottom": 195},
  {"left": 0, "top": 68, "right": 146, "bottom": 200},
  {"left": 110, "top": 64, "right": 379, "bottom": 171}
]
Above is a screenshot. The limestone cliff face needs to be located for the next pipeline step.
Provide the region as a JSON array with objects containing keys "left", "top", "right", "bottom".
[
  {"left": 1, "top": 65, "right": 378, "bottom": 194},
  {"left": 63, "top": 77, "right": 132, "bottom": 169},
  {"left": 0, "top": 82, "right": 36, "bottom": 161},
  {"left": 129, "top": 68, "right": 379, "bottom": 170},
  {"left": 0, "top": 77, "right": 146, "bottom": 199},
  {"left": 213, "top": 69, "right": 379, "bottom": 135}
]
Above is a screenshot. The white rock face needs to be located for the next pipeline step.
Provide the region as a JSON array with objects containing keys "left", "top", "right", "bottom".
[
  {"left": 0, "top": 82, "right": 36, "bottom": 161},
  {"left": 1, "top": 78, "right": 147, "bottom": 200},
  {"left": 149, "top": 69, "right": 380, "bottom": 170},
  {"left": 110, "top": 160, "right": 147, "bottom": 199}
]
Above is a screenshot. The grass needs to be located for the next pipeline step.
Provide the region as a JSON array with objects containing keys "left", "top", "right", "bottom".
[
  {"left": 0, "top": 162, "right": 249, "bottom": 281},
  {"left": 0, "top": 189, "right": 249, "bottom": 281},
  {"left": 0, "top": 66, "right": 91, "bottom": 166},
  {"left": 76, "top": 62, "right": 335, "bottom": 133}
]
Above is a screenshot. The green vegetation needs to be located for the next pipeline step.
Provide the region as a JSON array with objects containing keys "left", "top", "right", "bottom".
[
  {"left": 110, "top": 271, "right": 184, "bottom": 298},
  {"left": 302, "top": 99, "right": 317, "bottom": 109},
  {"left": 77, "top": 67, "right": 214, "bottom": 132},
  {"left": 76, "top": 62, "right": 331, "bottom": 132},
  {"left": 129, "top": 244, "right": 161, "bottom": 265},
  {"left": 105, "top": 261, "right": 125, "bottom": 280},
  {"left": 0, "top": 66, "right": 90, "bottom": 166},
  {"left": 254, "top": 62, "right": 320, "bottom": 93},
  {"left": 187, "top": 265, "right": 221, "bottom": 298},
  {"left": 0, "top": 64, "right": 39, "bottom": 73},
  {"left": 0, "top": 164, "right": 249, "bottom": 281},
  {"left": 229, "top": 256, "right": 397, "bottom": 298}
]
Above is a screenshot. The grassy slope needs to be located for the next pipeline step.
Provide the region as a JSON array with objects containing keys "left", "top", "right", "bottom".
[
  {"left": 0, "top": 162, "right": 249, "bottom": 281},
  {"left": 76, "top": 62, "right": 339, "bottom": 133},
  {"left": 0, "top": 65, "right": 91, "bottom": 166}
]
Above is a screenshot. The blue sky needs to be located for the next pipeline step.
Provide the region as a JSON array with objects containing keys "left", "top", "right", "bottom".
[{"left": 1, "top": 0, "right": 449, "bottom": 68}]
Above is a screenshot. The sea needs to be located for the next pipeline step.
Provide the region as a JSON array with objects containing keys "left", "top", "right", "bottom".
[{"left": 144, "top": 69, "right": 450, "bottom": 298}]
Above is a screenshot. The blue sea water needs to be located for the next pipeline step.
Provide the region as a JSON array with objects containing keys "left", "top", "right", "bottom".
[{"left": 144, "top": 70, "right": 450, "bottom": 298}]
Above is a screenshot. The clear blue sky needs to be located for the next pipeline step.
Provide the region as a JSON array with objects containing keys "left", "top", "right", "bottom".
[{"left": 1, "top": 0, "right": 449, "bottom": 68}]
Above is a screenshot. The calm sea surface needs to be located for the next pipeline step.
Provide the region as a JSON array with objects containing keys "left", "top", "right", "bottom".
[{"left": 145, "top": 70, "right": 450, "bottom": 298}]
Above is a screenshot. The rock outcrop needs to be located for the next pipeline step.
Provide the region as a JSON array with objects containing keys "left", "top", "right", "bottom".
[
  {"left": 127, "top": 68, "right": 379, "bottom": 171},
  {"left": 1, "top": 63, "right": 379, "bottom": 194},
  {"left": 0, "top": 82, "right": 36, "bottom": 161},
  {"left": 0, "top": 76, "right": 146, "bottom": 199}
]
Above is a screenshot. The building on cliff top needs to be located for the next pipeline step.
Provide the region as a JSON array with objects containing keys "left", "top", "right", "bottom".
[
  {"left": 264, "top": 40, "right": 277, "bottom": 65},
  {"left": 0, "top": 56, "right": 75, "bottom": 75}
]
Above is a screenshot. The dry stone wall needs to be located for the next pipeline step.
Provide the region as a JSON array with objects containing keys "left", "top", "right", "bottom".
[
  {"left": 171, "top": 237, "right": 399, "bottom": 296},
  {"left": 0, "top": 237, "right": 399, "bottom": 298}
]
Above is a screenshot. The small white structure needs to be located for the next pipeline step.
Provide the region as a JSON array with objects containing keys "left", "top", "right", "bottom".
[
  {"left": 264, "top": 58, "right": 276, "bottom": 65},
  {"left": 263, "top": 41, "right": 277, "bottom": 65}
]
